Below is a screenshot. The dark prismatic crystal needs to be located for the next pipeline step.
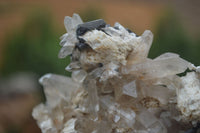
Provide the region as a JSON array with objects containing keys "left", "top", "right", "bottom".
[{"left": 76, "top": 19, "right": 106, "bottom": 36}]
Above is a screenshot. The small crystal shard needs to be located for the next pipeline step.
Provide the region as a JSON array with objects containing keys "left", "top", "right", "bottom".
[
  {"left": 61, "top": 118, "right": 77, "bottom": 133},
  {"left": 58, "top": 42, "right": 75, "bottom": 58},
  {"left": 72, "top": 70, "right": 87, "bottom": 83},
  {"left": 122, "top": 80, "right": 137, "bottom": 98},
  {"left": 114, "top": 79, "right": 138, "bottom": 103}
]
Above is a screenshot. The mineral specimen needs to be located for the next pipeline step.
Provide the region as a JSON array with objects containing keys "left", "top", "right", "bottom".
[{"left": 33, "top": 13, "right": 200, "bottom": 133}]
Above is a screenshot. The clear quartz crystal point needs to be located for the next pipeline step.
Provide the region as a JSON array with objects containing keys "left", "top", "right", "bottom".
[
  {"left": 39, "top": 73, "right": 80, "bottom": 107},
  {"left": 83, "top": 78, "right": 99, "bottom": 119},
  {"left": 114, "top": 79, "right": 138, "bottom": 101},
  {"left": 127, "top": 30, "right": 153, "bottom": 65},
  {"left": 58, "top": 42, "right": 75, "bottom": 58},
  {"left": 33, "top": 14, "right": 200, "bottom": 133},
  {"left": 122, "top": 52, "right": 193, "bottom": 79},
  {"left": 64, "top": 13, "right": 83, "bottom": 33},
  {"left": 59, "top": 13, "right": 83, "bottom": 58},
  {"left": 120, "top": 80, "right": 137, "bottom": 98},
  {"left": 126, "top": 30, "right": 153, "bottom": 65},
  {"left": 32, "top": 104, "right": 54, "bottom": 133},
  {"left": 140, "top": 30, "right": 153, "bottom": 58}
]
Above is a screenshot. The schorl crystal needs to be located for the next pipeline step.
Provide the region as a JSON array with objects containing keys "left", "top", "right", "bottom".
[{"left": 76, "top": 19, "right": 106, "bottom": 36}]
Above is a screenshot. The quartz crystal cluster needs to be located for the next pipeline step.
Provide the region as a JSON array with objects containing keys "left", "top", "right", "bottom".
[{"left": 33, "top": 14, "right": 200, "bottom": 133}]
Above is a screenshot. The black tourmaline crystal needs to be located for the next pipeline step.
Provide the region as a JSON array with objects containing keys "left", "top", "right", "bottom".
[{"left": 76, "top": 19, "right": 106, "bottom": 36}]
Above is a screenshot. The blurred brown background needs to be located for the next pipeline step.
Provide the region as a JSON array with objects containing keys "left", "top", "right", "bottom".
[{"left": 0, "top": 0, "right": 200, "bottom": 133}]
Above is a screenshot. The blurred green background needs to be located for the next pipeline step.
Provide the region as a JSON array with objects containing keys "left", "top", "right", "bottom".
[{"left": 0, "top": 0, "right": 200, "bottom": 133}]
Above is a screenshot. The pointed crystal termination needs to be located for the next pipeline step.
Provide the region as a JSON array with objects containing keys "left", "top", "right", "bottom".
[
  {"left": 39, "top": 73, "right": 80, "bottom": 107},
  {"left": 64, "top": 13, "right": 83, "bottom": 33},
  {"left": 117, "top": 80, "right": 137, "bottom": 98},
  {"left": 122, "top": 52, "right": 194, "bottom": 80},
  {"left": 33, "top": 13, "right": 200, "bottom": 133},
  {"left": 126, "top": 30, "right": 153, "bottom": 65},
  {"left": 32, "top": 104, "right": 58, "bottom": 133},
  {"left": 114, "top": 78, "right": 138, "bottom": 105},
  {"left": 59, "top": 13, "right": 83, "bottom": 58}
]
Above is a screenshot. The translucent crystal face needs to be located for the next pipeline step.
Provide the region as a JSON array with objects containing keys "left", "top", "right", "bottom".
[{"left": 33, "top": 13, "right": 200, "bottom": 133}]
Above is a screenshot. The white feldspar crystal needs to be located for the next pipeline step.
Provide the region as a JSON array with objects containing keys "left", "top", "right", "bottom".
[
  {"left": 33, "top": 14, "right": 200, "bottom": 133},
  {"left": 177, "top": 72, "right": 200, "bottom": 121},
  {"left": 81, "top": 29, "right": 133, "bottom": 65}
]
